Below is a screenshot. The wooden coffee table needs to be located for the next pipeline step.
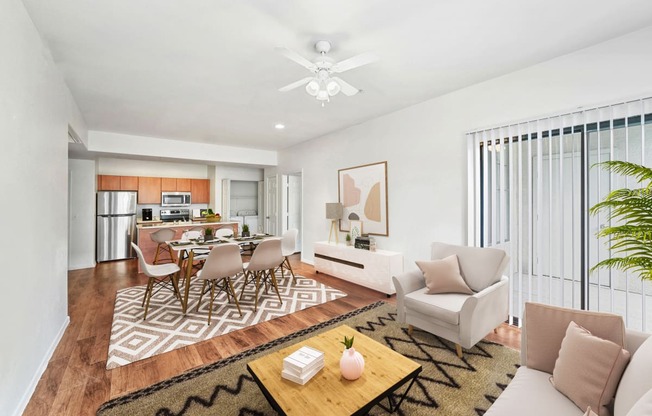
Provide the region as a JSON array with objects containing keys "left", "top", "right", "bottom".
[{"left": 246, "top": 324, "right": 421, "bottom": 415}]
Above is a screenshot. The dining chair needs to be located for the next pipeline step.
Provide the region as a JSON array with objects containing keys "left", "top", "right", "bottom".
[
  {"left": 239, "top": 238, "right": 283, "bottom": 312},
  {"left": 150, "top": 228, "right": 176, "bottom": 264},
  {"left": 215, "top": 226, "right": 234, "bottom": 238},
  {"left": 278, "top": 228, "right": 298, "bottom": 283},
  {"left": 179, "top": 230, "right": 210, "bottom": 285},
  {"left": 132, "top": 242, "right": 181, "bottom": 320},
  {"left": 195, "top": 243, "right": 243, "bottom": 325}
]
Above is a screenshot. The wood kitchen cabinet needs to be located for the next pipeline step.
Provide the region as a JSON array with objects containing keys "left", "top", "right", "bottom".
[
  {"left": 138, "top": 177, "right": 162, "bottom": 204},
  {"left": 98, "top": 175, "right": 138, "bottom": 191},
  {"left": 176, "top": 178, "right": 192, "bottom": 192},
  {"left": 160, "top": 177, "right": 177, "bottom": 191},
  {"left": 191, "top": 179, "right": 210, "bottom": 203},
  {"left": 120, "top": 176, "right": 139, "bottom": 190}
]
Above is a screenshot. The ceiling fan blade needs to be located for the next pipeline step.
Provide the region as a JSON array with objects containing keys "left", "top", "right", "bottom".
[
  {"left": 331, "top": 52, "right": 378, "bottom": 73},
  {"left": 278, "top": 77, "right": 314, "bottom": 92},
  {"left": 275, "top": 47, "right": 317, "bottom": 71},
  {"left": 332, "top": 77, "right": 360, "bottom": 96}
]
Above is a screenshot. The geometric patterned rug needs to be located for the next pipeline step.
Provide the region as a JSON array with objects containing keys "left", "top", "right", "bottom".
[
  {"left": 98, "top": 301, "right": 520, "bottom": 415},
  {"left": 107, "top": 273, "right": 346, "bottom": 369}
]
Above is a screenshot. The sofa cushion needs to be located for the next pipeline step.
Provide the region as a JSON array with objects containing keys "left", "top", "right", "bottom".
[
  {"left": 403, "top": 288, "right": 468, "bottom": 326},
  {"left": 484, "top": 366, "right": 584, "bottom": 416},
  {"left": 523, "top": 303, "right": 626, "bottom": 374},
  {"left": 430, "top": 242, "right": 508, "bottom": 292},
  {"left": 626, "top": 389, "right": 652, "bottom": 416},
  {"left": 416, "top": 255, "right": 473, "bottom": 295},
  {"left": 551, "top": 321, "right": 630, "bottom": 416},
  {"left": 614, "top": 336, "right": 652, "bottom": 416}
]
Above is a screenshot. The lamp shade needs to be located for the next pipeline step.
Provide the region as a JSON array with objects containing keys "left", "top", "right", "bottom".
[{"left": 325, "top": 203, "right": 343, "bottom": 220}]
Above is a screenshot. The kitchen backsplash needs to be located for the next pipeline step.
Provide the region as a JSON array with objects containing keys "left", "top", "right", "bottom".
[{"left": 137, "top": 203, "right": 209, "bottom": 220}]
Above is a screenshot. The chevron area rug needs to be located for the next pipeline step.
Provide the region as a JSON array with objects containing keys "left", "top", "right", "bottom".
[
  {"left": 98, "top": 301, "right": 520, "bottom": 416},
  {"left": 106, "top": 274, "right": 346, "bottom": 369}
]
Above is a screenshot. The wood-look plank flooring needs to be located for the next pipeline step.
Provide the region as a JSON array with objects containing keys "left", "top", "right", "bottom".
[{"left": 23, "top": 255, "right": 520, "bottom": 415}]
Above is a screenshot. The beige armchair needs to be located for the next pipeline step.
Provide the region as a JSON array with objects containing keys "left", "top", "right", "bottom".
[{"left": 392, "top": 242, "right": 510, "bottom": 358}]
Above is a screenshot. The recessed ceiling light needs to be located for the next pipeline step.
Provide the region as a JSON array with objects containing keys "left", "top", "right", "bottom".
[{"left": 275, "top": 123, "right": 285, "bottom": 130}]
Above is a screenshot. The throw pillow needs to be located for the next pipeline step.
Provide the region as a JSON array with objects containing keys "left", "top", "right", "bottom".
[
  {"left": 626, "top": 388, "right": 652, "bottom": 416},
  {"left": 416, "top": 255, "right": 474, "bottom": 295},
  {"left": 551, "top": 321, "right": 630, "bottom": 416},
  {"left": 523, "top": 302, "right": 626, "bottom": 374}
]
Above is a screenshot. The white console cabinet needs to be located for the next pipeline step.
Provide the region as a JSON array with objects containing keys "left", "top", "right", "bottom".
[{"left": 314, "top": 241, "right": 403, "bottom": 295}]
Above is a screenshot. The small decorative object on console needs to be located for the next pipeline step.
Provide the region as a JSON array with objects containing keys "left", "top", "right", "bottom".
[
  {"left": 355, "top": 236, "right": 371, "bottom": 250},
  {"left": 281, "top": 346, "right": 324, "bottom": 385},
  {"left": 340, "top": 335, "right": 365, "bottom": 380}
]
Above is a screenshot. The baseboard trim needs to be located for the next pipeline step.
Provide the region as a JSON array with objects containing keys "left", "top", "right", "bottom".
[{"left": 13, "top": 315, "right": 70, "bottom": 416}]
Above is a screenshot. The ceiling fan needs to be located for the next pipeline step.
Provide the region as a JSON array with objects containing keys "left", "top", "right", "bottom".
[{"left": 276, "top": 40, "right": 378, "bottom": 106}]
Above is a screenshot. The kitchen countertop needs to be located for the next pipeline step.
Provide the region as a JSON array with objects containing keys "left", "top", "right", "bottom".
[{"left": 137, "top": 221, "right": 238, "bottom": 229}]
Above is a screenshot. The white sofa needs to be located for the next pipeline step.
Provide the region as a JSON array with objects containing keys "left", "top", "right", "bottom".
[{"left": 486, "top": 303, "right": 652, "bottom": 416}]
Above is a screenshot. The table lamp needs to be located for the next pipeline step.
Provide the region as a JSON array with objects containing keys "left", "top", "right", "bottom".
[{"left": 325, "top": 203, "right": 343, "bottom": 244}]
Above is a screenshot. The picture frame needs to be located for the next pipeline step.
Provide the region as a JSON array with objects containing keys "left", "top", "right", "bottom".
[
  {"left": 349, "top": 220, "right": 362, "bottom": 241},
  {"left": 338, "top": 161, "right": 388, "bottom": 236}
]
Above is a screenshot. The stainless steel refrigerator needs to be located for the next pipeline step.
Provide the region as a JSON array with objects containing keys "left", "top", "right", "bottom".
[{"left": 97, "top": 191, "right": 137, "bottom": 262}]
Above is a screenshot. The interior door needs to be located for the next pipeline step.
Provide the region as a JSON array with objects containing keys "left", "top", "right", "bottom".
[
  {"left": 287, "top": 173, "right": 302, "bottom": 252},
  {"left": 265, "top": 175, "right": 278, "bottom": 235}
]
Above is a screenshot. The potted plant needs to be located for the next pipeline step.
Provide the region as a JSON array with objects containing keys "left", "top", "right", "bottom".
[
  {"left": 590, "top": 161, "right": 652, "bottom": 281},
  {"left": 339, "top": 335, "right": 365, "bottom": 380},
  {"left": 241, "top": 224, "right": 250, "bottom": 237},
  {"left": 204, "top": 227, "right": 214, "bottom": 241},
  {"left": 346, "top": 233, "right": 352, "bottom": 246}
]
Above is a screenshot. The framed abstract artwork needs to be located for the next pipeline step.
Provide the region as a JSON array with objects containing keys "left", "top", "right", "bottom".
[{"left": 338, "top": 161, "right": 388, "bottom": 236}]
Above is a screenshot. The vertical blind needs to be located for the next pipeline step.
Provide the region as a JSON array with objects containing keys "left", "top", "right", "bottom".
[{"left": 467, "top": 97, "right": 652, "bottom": 329}]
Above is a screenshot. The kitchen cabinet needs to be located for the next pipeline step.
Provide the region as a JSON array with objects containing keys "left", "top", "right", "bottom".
[
  {"left": 120, "top": 176, "right": 139, "bottom": 190},
  {"left": 98, "top": 175, "right": 121, "bottom": 191},
  {"left": 138, "top": 177, "right": 162, "bottom": 204},
  {"left": 191, "top": 179, "right": 210, "bottom": 203},
  {"left": 176, "top": 178, "right": 192, "bottom": 192},
  {"left": 161, "top": 177, "right": 177, "bottom": 191}
]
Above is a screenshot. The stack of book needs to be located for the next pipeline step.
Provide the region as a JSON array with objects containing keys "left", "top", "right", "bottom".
[{"left": 281, "top": 346, "right": 324, "bottom": 385}]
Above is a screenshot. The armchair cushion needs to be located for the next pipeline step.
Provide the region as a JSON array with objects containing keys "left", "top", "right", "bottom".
[
  {"left": 416, "top": 255, "right": 473, "bottom": 295},
  {"left": 551, "top": 321, "right": 630, "bottom": 416},
  {"left": 627, "top": 389, "right": 652, "bottom": 416},
  {"left": 404, "top": 288, "right": 468, "bottom": 326},
  {"left": 431, "top": 242, "right": 509, "bottom": 292},
  {"left": 614, "top": 336, "right": 652, "bottom": 416},
  {"left": 523, "top": 303, "right": 626, "bottom": 374}
]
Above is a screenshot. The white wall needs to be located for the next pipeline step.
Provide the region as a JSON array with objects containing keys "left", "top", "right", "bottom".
[
  {"left": 0, "top": 1, "right": 87, "bottom": 414},
  {"left": 98, "top": 157, "right": 209, "bottom": 178},
  {"left": 68, "top": 159, "right": 97, "bottom": 270},
  {"left": 277, "top": 25, "right": 652, "bottom": 273}
]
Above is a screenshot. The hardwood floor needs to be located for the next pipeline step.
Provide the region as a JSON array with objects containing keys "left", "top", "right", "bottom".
[{"left": 23, "top": 255, "right": 520, "bottom": 415}]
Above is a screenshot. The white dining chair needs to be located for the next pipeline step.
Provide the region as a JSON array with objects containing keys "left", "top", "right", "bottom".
[
  {"left": 195, "top": 243, "right": 243, "bottom": 325},
  {"left": 149, "top": 228, "right": 176, "bottom": 264},
  {"left": 239, "top": 238, "right": 283, "bottom": 312},
  {"left": 215, "top": 226, "right": 235, "bottom": 238},
  {"left": 132, "top": 242, "right": 181, "bottom": 320},
  {"left": 278, "top": 228, "right": 298, "bottom": 283}
]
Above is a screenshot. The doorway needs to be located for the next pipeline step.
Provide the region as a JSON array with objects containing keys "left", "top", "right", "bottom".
[{"left": 281, "top": 172, "right": 302, "bottom": 253}]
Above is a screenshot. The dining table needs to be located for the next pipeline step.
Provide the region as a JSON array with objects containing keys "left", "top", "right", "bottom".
[{"left": 166, "top": 234, "right": 279, "bottom": 313}]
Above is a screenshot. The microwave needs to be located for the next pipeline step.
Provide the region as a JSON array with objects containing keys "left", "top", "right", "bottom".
[{"left": 161, "top": 192, "right": 191, "bottom": 207}]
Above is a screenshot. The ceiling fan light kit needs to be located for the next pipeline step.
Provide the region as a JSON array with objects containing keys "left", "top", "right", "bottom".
[{"left": 276, "top": 40, "right": 377, "bottom": 106}]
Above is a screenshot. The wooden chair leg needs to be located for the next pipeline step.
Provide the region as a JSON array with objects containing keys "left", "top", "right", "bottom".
[
  {"left": 196, "top": 280, "right": 208, "bottom": 312},
  {"left": 207, "top": 281, "right": 216, "bottom": 326},
  {"left": 270, "top": 268, "right": 283, "bottom": 304},
  {"left": 455, "top": 344, "right": 463, "bottom": 358},
  {"left": 226, "top": 277, "right": 243, "bottom": 317},
  {"left": 284, "top": 257, "right": 296, "bottom": 283},
  {"left": 143, "top": 278, "right": 155, "bottom": 320},
  {"left": 153, "top": 244, "right": 161, "bottom": 264},
  {"left": 407, "top": 324, "right": 414, "bottom": 335}
]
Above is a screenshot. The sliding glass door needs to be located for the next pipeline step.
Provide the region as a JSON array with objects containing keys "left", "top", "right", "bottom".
[{"left": 468, "top": 98, "right": 652, "bottom": 329}]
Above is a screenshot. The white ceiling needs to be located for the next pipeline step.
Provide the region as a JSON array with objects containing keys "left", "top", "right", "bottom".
[{"left": 23, "top": 0, "right": 652, "bottom": 151}]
